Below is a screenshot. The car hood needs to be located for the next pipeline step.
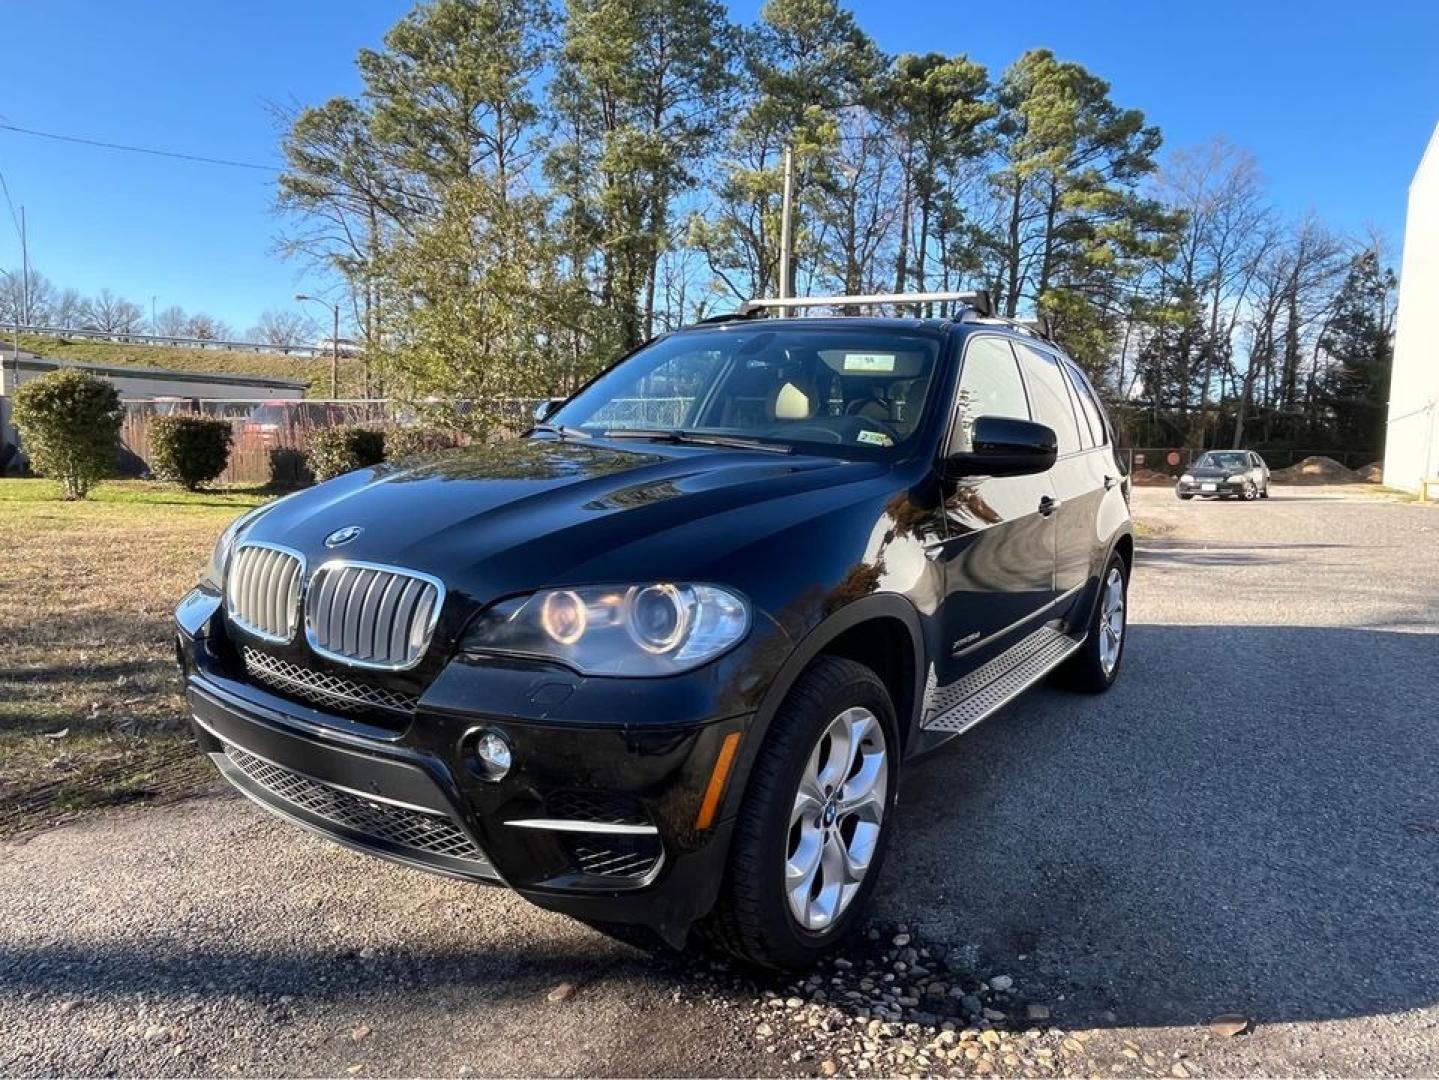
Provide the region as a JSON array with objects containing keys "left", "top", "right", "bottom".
[
  {"left": 1187, "top": 465, "right": 1242, "bottom": 478},
  {"left": 241, "top": 437, "right": 888, "bottom": 603}
]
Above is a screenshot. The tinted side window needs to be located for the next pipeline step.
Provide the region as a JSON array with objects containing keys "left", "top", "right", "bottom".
[
  {"left": 953, "top": 336, "right": 1030, "bottom": 451},
  {"left": 1061, "top": 358, "right": 1108, "bottom": 447},
  {"left": 1015, "top": 343, "right": 1082, "bottom": 454}
]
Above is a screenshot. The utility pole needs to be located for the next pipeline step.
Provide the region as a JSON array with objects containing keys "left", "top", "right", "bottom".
[
  {"left": 19, "top": 207, "right": 29, "bottom": 327},
  {"left": 778, "top": 145, "right": 795, "bottom": 300}
]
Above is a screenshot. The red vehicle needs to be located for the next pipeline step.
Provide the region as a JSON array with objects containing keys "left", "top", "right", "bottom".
[{"left": 242, "top": 401, "right": 347, "bottom": 442}]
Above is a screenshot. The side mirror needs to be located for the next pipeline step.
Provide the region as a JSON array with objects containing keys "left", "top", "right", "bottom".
[
  {"left": 533, "top": 397, "right": 566, "bottom": 424},
  {"left": 942, "top": 415, "right": 1057, "bottom": 479}
]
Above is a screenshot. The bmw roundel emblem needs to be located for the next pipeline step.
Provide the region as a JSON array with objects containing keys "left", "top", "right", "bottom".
[{"left": 324, "top": 525, "right": 364, "bottom": 548}]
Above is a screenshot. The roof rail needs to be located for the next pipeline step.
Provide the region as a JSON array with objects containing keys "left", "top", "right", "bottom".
[
  {"left": 960, "top": 309, "right": 1056, "bottom": 344},
  {"left": 736, "top": 290, "right": 992, "bottom": 318}
]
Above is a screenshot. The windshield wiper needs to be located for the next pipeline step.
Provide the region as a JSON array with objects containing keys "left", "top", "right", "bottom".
[
  {"left": 599, "top": 429, "right": 794, "bottom": 454},
  {"left": 529, "top": 422, "right": 592, "bottom": 440}
]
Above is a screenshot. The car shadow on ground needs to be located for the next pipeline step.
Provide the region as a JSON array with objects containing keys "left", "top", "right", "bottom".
[
  {"left": 1136, "top": 540, "right": 1351, "bottom": 568},
  {"left": 878, "top": 623, "right": 1439, "bottom": 1029}
]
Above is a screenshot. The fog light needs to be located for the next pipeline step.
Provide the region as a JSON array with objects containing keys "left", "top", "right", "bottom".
[{"left": 473, "top": 729, "right": 512, "bottom": 780}]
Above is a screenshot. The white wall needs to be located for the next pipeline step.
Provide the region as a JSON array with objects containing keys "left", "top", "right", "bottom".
[{"left": 1384, "top": 122, "right": 1439, "bottom": 495}]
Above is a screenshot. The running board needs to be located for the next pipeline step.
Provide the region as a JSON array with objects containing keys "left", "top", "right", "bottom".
[{"left": 921, "top": 624, "right": 1085, "bottom": 735}]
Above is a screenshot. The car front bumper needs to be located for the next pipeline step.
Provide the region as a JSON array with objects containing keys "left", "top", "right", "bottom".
[
  {"left": 1176, "top": 479, "right": 1248, "bottom": 497},
  {"left": 175, "top": 588, "right": 758, "bottom": 947}
]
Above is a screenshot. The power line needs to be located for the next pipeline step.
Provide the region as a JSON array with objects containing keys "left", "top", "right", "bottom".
[
  {"left": 0, "top": 169, "right": 21, "bottom": 245},
  {"left": 0, "top": 122, "right": 281, "bottom": 173}
]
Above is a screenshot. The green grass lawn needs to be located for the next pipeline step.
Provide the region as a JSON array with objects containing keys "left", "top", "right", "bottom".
[
  {"left": 17, "top": 332, "right": 369, "bottom": 397},
  {"left": 0, "top": 479, "right": 274, "bottom": 836}
]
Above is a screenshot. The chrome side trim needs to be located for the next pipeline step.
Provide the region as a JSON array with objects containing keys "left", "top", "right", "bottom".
[
  {"left": 505, "top": 818, "right": 660, "bottom": 836},
  {"left": 303, "top": 559, "right": 446, "bottom": 671},
  {"left": 951, "top": 582, "right": 1085, "bottom": 659}
]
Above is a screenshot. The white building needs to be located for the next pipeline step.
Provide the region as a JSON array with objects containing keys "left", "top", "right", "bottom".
[{"left": 1384, "top": 121, "right": 1439, "bottom": 496}]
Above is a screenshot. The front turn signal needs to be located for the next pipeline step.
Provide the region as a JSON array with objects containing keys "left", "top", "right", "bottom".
[{"left": 695, "top": 730, "right": 743, "bottom": 831}]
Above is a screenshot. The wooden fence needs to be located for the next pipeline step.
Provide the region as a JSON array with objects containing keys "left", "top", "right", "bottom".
[{"left": 119, "top": 415, "right": 316, "bottom": 487}]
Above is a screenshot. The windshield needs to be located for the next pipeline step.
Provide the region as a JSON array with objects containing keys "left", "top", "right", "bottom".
[
  {"left": 548, "top": 327, "right": 942, "bottom": 457},
  {"left": 1195, "top": 452, "right": 1248, "bottom": 470}
]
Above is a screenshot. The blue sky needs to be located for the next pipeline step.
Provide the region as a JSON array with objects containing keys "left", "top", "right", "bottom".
[{"left": 1, "top": 0, "right": 1435, "bottom": 334}]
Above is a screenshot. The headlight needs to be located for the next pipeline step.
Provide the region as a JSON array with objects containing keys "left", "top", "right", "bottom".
[
  {"left": 1179, "top": 473, "right": 1193, "bottom": 483},
  {"left": 462, "top": 583, "right": 750, "bottom": 676},
  {"left": 200, "top": 510, "right": 256, "bottom": 590},
  {"left": 1227, "top": 473, "right": 1248, "bottom": 483}
]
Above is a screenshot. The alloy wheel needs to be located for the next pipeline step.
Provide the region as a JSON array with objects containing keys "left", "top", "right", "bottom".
[
  {"left": 785, "top": 707, "right": 888, "bottom": 931},
  {"left": 1098, "top": 566, "right": 1126, "bottom": 676}
]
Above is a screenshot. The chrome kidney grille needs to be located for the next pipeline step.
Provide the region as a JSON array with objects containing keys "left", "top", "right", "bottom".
[
  {"left": 226, "top": 544, "right": 304, "bottom": 643},
  {"left": 304, "top": 561, "right": 444, "bottom": 670}
]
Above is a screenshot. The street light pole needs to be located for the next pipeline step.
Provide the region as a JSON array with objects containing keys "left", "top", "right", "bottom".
[{"left": 296, "top": 294, "right": 340, "bottom": 399}]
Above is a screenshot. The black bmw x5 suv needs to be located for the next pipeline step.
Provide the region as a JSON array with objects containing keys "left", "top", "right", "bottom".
[{"left": 175, "top": 291, "right": 1133, "bottom": 969}]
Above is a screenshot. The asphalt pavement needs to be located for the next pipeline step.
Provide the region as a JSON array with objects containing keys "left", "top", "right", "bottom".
[{"left": 2, "top": 485, "right": 1436, "bottom": 1076}]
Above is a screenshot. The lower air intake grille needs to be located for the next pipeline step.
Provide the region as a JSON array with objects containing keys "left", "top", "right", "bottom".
[
  {"left": 569, "top": 834, "right": 663, "bottom": 878},
  {"left": 242, "top": 646, "right": 417, "bottom": 718},
  {"left": 223, "top": 744, "right": 489, "bottom": 868}
]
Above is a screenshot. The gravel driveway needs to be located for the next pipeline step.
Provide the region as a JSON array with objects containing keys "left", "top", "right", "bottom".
[{"left": 2, "top": 486, "right": 1436, "bottom": 1077}]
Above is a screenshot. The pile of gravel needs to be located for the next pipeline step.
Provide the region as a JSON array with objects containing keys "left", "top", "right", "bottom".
[{"left": 683, "top": 923, "right": 1190, "bottom": 1078}]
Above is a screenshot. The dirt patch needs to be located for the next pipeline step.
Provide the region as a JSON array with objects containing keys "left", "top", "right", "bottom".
[
  {"left": 1269, "top": 455, "right": 1364, "bottom": 485},
  {"left": 1357, "top": 462, "right": 1383, "bottom": 483}
]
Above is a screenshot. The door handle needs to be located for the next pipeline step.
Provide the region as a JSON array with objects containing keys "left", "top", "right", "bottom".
[
  {"left": 1038, "top": 495, "right": 1060, "bottom": 517},
  {"left": 1104, "top": 474, "right": 1119, "bottom": 490}
]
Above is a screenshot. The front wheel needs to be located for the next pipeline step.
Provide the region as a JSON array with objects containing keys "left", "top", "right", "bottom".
[
  {"left": 1242, "top": 483, "right": 1258, "bottom": 501},
  {"left": 1177, "top": 491, "right": 1194, "bottom": 501},
  {"left": 1056, "top": 553, "right": 1129, "bottom": 693},
  {"left": 703, "top": 656, "right": 898, "bottom": 970}
]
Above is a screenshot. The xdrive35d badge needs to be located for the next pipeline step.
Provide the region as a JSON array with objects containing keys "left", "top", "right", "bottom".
[{"left": 174, "top": 290, "right": 1133, "bottom": 969}]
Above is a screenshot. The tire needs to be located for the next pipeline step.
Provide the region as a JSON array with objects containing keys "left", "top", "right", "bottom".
[
  {"left": 702, "top": 656, "right": 899, "bottom": 970},
  {"left": 1056, "top": 552, "right": 1129, "bottom": 694},
  {"left": 1177, "top": 492, "right": 1194, "bottom": 501},
  {"left": 1242, "top": 483, "right": 1257, "bottom": 501},
  {"left": 1260, "top": 482, "right": 1270, "bottom": 499}
]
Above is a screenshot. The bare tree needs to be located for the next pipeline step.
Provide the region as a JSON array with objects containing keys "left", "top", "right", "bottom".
[
  {"left": 248, "top": 308, "right": 321, "bottom": 346},
  {"left": 0, "top": 268, "right": 56, "bottom": 326},
  {"left": 152, "top": 306, "right": 189, "bottom": 337},
  {"left": 83, "top": 289, "right": 146, "bottom": 333},
  {"left": 52, "top": 288, "right": 87, "bottom": 329},
  {"left": 185, "top": 313, "right": 233, "bottom": 341}
]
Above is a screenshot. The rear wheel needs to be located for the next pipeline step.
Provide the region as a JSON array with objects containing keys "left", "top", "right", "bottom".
[
  {"left": 1260, "top": 481, "right": 1270, "bottom": 499},
  {"left": 1057, "top": 553, "right": 1128, "bottom": 693},
  {"left": 703, "top": 656, "right": 898, "bottom": 970}
]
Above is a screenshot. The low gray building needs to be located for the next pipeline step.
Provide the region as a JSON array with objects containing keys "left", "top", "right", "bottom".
[{"left": 1, "top": 351, "right": 307, "bottom": 470}]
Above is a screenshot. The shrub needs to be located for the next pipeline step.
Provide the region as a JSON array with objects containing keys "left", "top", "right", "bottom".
[
  {"left": 149, "top": 415, "right": 233, "bottom": 489},
  {"left": 386, "top": 425, "right": 462, "bottom": 460},
  {"left": 11, "top": 368, "right": 123, "bottom": 499},
  {"left": 309, "top": 425, "right": 385, "bottom": 482}
]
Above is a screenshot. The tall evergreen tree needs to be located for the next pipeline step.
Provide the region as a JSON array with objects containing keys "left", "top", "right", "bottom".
[{"left": 547, "top": 0, "right": 735, "bottom": 348}]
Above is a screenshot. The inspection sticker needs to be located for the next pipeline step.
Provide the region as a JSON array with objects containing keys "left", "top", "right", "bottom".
[{"left": 843, "top": 352, "right": 897, "bottom": 373}]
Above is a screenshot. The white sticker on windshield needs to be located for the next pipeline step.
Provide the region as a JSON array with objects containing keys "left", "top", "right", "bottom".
[
  {"left": 843, "top": 352, "right": 896, "bottom": 373},
  {"left": 856, "top": 430, "right": 893, "bottom": 447}
]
